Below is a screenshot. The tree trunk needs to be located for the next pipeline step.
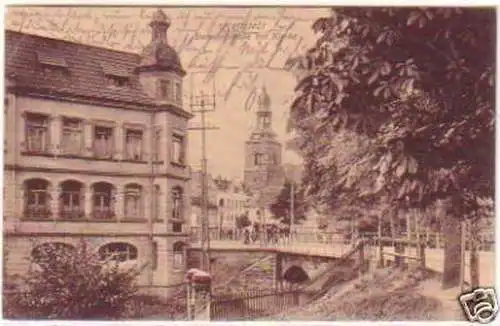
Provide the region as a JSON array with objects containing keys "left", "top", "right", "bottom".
[
  {"left": 469, "top": 219, "right": 480, "bottom": 289},
  {"left": 389, "top": 208, "right": 396, "bottom": 238},
  {"left": 406, "top": 210, "right": 412, "bottom": 240},
  {"left": 441, "top": 209, "right": 463, "bottom": 289}
]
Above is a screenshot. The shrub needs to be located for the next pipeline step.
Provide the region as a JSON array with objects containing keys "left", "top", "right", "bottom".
[{"left": 4, "top": 239, "right": 144, "bottom": 320}]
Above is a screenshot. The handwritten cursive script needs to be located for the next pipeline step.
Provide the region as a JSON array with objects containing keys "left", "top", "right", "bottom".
[{"left": 6, "top": 6, "right": 314, "bottom": 110}]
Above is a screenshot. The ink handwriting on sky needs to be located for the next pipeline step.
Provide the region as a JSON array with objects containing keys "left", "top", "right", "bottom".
[{"left": 7, "top": 7, "right": 316, "bottom": 111}]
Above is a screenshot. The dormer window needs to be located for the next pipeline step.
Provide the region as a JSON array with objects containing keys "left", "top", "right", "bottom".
[
  {"left": 101, "top": 64, "right": 130, "bottom": 88},
  {"left": 36, "top": 51, "right": 68, "bottom": 68},
  {"left": 36, "top": 51, "right": 69, "bottom": 75},
  {"left": 107, "top": 75, "right": 129, "bottom": 87}
]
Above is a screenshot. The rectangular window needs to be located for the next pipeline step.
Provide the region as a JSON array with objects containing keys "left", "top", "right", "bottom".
[
  {"left": 173, "top": 222, "right": 182, "bottom": 233},
  {"left": 175, "top": 82, "right": 182, "bottom": 102},
  {"left": 172, "top": 188, "right": 183, "bottom": 220},
  {"left": 171, "top": 134, "right": 185, "bottom": 165},
  {"left": 25, "top": 113, "right": 49, "bottom": 153},
  {"left": 61, "top": 117, "right": 83, "bottom": 155},
  {"left": 125, "top": 129, "right": 143, "bottom": 161},
  {"left": 154, "top": 129, "right": 161, "bottom": 161},
  {"left": 159, "top": 80, "right": 171, "bottom": 100},
  {"left": 254, "top": 153, "right": 265, "bottom": 165},
  {"left": 153, "top": 185, "right": 160, "bottom": 220},
  {"left": 152, "top": 241, "right": 158, "bottom": 270},
  {"left": 93, "top": 126, "right": 114, "bottom": 159}
]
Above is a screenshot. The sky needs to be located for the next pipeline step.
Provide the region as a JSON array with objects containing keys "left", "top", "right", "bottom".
[{"left": 5, "top": 6, "right": 330, "bottom": 180}]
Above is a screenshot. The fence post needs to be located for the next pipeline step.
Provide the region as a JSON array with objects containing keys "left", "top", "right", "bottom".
[
  {"left": 394, "top": 242, "right": 405, "bottom": 268},
  {"left": 378, "top": 237, "right": 384, "bottom": 268},
  {"left": 358, "top": 241, "right": 366, "bottom": 275},
  {"left": 419, "top": 240, "right": 426, "bottom": 269},
  {"left": 274, "top": 252, "right": 283, "bottom": 291},
  {"left": 185, "top": 268, "right": 212, "bottom": 321}
]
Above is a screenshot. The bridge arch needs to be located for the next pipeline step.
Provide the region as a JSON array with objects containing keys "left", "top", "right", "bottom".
[{"left": 283, "top": 265, "right": 309, "bottom": 284}]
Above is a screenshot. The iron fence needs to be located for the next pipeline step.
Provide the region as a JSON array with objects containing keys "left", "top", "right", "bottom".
[
  {"left": 210, "top": 288, "right": 304, "bottom": 320},
  {"left": 136, "top": 282, "right": 188, "bottom": 320}
]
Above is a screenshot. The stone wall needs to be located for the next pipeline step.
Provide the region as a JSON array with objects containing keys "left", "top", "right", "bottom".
[{"left": 186, "top": 248, "right": 271, "bottom": 286}]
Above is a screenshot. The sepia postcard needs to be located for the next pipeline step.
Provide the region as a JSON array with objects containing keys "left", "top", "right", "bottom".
[{"left": 2, "top": 4, "right": 497, "bottom": 323}]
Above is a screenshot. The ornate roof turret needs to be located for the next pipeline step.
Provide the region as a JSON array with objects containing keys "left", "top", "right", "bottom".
[{"left": 136, "top": 8, "right": 186, "bottom": 76}]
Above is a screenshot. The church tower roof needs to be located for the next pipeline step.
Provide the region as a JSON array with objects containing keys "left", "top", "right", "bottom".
[
  {"left": 257, "top": 85, "right": 271, "bottom": 112},
  {"left": 136, "top": 8, "right": 186, "bottom": 76}
]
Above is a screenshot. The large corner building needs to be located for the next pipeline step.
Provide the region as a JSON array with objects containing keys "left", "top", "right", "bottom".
[{"left": 3, "top": 9, "right": 192, "bottom": 286}]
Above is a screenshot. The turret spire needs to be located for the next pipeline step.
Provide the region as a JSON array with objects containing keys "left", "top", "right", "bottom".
[{"left": 149, "top": 8, "right": 170, "bottom": 43}]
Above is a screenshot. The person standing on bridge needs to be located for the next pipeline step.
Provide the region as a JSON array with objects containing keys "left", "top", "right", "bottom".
[{"left": 243, "top": 227, "right": 250, "bottom": 245}]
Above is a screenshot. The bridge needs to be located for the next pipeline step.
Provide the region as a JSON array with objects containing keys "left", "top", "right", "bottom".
[{"left": 189, "top": 238, "right": 495, "bottom": 288}]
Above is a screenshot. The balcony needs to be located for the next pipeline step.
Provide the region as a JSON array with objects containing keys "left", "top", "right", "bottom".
[
  {"left": 59, "top": 207, "right": 86, "bottom": 221},
  {"left": 23, "top": 205, "right": 52, "bottom": 220},
  {"left": 91, "top": 208, "right": 116, "bottom": 221}
]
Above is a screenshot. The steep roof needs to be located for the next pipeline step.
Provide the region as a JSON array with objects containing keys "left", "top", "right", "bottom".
[
  {"left": 191, "top": 196, "right": 218, "bottom": 209},
  {"left": 5, "top": 30, "right": 156, "bottom": 107}
]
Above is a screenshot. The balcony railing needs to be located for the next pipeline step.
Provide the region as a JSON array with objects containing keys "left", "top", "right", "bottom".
[
  {"left": 59, "top": 207, "right": 86, "bottom": 220},
  {"left": 91, "top": 208, "right": 115, "bottom": 220},
  {"left": 24, "top": 205, "right": 52, "bottom": 219}
]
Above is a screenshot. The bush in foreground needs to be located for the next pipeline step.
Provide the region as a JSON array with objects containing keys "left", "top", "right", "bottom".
[{"left": 4, "top": 240, "right": 144, "bottom": 320}]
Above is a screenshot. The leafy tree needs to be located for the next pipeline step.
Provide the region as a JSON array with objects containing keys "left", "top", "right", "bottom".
[
  {"left": 4, "top": 240, "right": 144, "bottom": 319},
  {"left": 287, "top": 7, "right": 494, "bottom": 289},
  {"left": 269, "top": 180, "right": 307, "bottom": 224},
  {"left": 213, "top": 175, "right": 232, "bottom": 191},
  {"left": 235, "top": 212, "right": 252, "bottom": 229}
]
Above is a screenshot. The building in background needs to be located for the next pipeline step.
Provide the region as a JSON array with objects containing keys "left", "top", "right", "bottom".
[
  {"left": 243, "top": 86, "right": 285, "bottom": 225},
  {"left": 215, "top": 182, "right": 251, "bottom": 237},
  {"left": 189, "top": 170, "right": 219, "bottom": 237},
  {"left": 3, "top": 9, "right": 192, "bottom": 286},
  {"left": 189, "top": 171, "right": 251, "bottom": 238}
]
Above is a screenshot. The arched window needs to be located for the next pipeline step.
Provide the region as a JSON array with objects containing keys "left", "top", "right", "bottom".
[
  {"left": 59, "top": 180, "right": 84, "bottom": 220},
  {"left": 24, "top": 178, "right": 51, "bottom": 219},
  {"left": 173, "top": 241, "right": 185, "bottom": 269},
  {"left": 171, "top": 186, "right": 183, "bottom": 220},
  {"left": 99, "top": 242, "right": 138, "bottom": 262},
  {"left": 124, "top": 184, "right": 143, "bottom": 219},
  {"left": 31, "top": 242, "right": 75, "bottom": 265},
  {"left": 219, "top": 198, "right": 224, "bottom": 207},
  {"left": 92, "top": 182, "right": 115, "bottom": 220}
]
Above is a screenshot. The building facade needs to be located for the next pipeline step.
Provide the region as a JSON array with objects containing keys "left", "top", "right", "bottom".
[
  {"left": 189, "top": 171, "right": 250, "bottom": 238},
  {"left": 243, "top": 86, "right": 286, "bottom": 223},
  {"left": 189, "top": 170, "right": 219, "bottom": 233},
  {"left": 3, "top": 9, "right": 192, "bottom": 286},
  {"left": 216, "top": 184, "right": 251, "bottom": 235}
]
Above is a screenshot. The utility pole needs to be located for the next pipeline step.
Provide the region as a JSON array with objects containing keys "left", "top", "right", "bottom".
[
  {"left": 188, "top": 78, "right": 219, "bottom": 274},
  {"left": 290, "top": 181, "right": 295, "bottom": 227},
  {"left": 147, "top": 110, "right": 156, "bottom": 286}
]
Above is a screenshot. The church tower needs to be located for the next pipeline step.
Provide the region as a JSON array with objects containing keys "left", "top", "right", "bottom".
[{"left": 244, "top": 86, "right": 285, "bottom": 208}]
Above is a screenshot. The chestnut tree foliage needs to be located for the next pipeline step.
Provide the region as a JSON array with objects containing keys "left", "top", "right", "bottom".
[
  {"left": 269, "top": 179, "right": 308, "bottom": 224},
  {"left": 287, "top": 7, "right": 495, "bottom": 288}
]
